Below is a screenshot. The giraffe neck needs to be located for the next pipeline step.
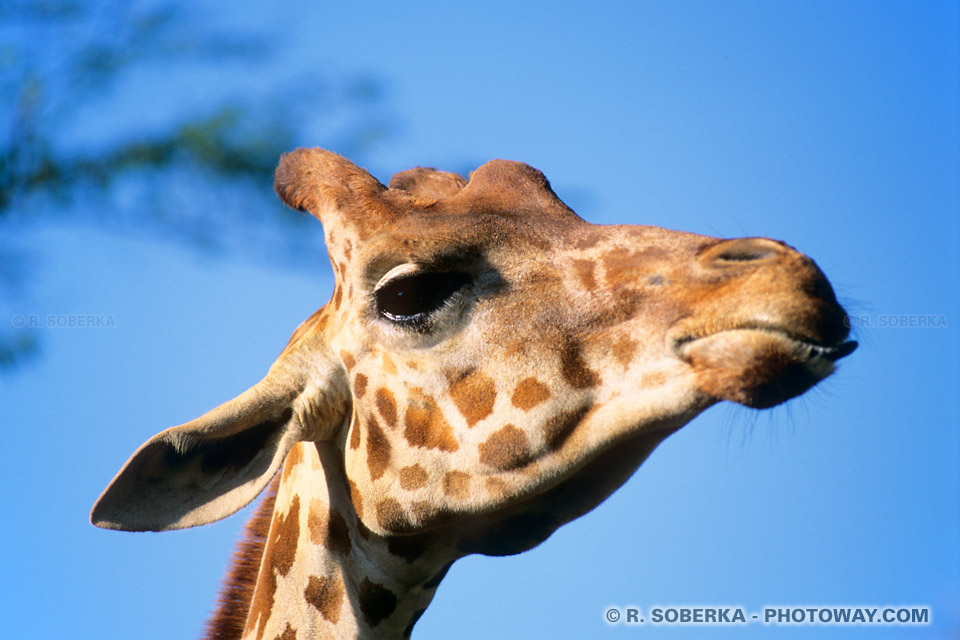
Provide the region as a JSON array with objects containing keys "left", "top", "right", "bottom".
[{"left": 220, "top": 442, "right": 454, "bottom": 640}]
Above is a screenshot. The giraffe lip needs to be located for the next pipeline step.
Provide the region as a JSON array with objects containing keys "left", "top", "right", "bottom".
[
  {"left": 673, "top": 326, "right": 856, "bottom": 408},
  {"left": 674, "top": 326, "right": 857, "bottom": 364}
]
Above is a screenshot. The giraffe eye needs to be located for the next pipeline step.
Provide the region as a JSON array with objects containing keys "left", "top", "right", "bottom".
[{"left": 375, "top": 270, "right": 471, "bottom": 329}]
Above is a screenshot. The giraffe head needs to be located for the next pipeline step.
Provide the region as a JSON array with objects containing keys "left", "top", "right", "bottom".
[{"left": 92, "top": 148, "right": 854, "bottom": 558}]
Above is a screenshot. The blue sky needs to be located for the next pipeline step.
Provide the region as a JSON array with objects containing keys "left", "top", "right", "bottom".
[{"left": 3, "top": 1, "right": 958, "bottom": 638}]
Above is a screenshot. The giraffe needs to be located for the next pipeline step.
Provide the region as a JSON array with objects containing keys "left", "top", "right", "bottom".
[{"left": 91, "top": 148, "right": 856, "bottom": 639}]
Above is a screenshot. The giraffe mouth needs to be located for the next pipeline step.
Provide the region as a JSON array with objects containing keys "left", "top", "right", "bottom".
[
  {"left": 673, "top": 326, "right": 857, "bottom": 408},
  {"left": 675, "top": 327, "right": 857, "bottom": 362}
]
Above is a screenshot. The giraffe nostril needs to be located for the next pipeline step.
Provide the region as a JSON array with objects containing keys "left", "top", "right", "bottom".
[{"left": 701, "top": 237, "right": 787, "bottom": 267}]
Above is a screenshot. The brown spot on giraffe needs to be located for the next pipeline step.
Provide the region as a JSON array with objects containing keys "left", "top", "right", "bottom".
[
  {"left": 340, "top": 351, "right": 356, "bottom": 372},
  {"left": 485, "top": 477, "right": 509, "bottom": 497},
  {"left": 304, "top": 574, "right": 344, "bottom": 624},
  {"left": 511, "top": 377, "right": 551, "bottom": 411},
  {"left": 642, "top": 370, "right": 668, "bottom": 388},
  {"left": 560, "top": 336, "right": 600, "bottom": 389},
  {"left": 375, "top": 387, "right": 398, "bottom": 429},
  {"left": 326, "top": 511, "right": 351, "bottom": 558},
  {"left": 354, "top": 373, "right": 368, "bottom": 399},
  {"left": 403, "top": 393, "right": 459, "bottom": 452},
  {"left": 307, "top": 499, "right": 351, "bottom": 558},
  {"left": 313, "top": 312, "right": 329, "bottom": 332},
  {"left": 571, "top": 258, "right": 596, "bottom": 291},
  {"left": 306, "top": 504, "right": 326, "bottom": 546},
  {"left": 479, "top": 424, "right": 532, "bottom": 470},
  {"left": 524, "top": 264, "right": 564, "bottom": 293},
  {"left": 602, "top": 246, "right": 645, "bottom": 286},
  {"left": 612, "top": 334, "right": 638, "bottom": 368},
  {"left": 281, "top": 444, "right": 304, "bottom": 482},
  {"left": 376, "top": 498, "right": 413, "bottom": 532},
  {"left": 381, "top": 352, "right": 398, "bottom": 375},
  {"left": 348, "top": 478, "right": 363, "bottom": 519},
  {"left": 348, "top": 417, "right": 361, "bottom": 450},
  {"left": 271, "top": 495, "right": 300, "bottom": 577},
  {"left": 442, "top": 470, "right": 470, "bottom": 498},
  {"left": 399, "top": 464, "right": 429, "bottom": 490},
  {"left": 358, "top": 578, "right": 398, "bottom": 628},
  {"left": 286, "top": 443, "right": 304, "bottom": 468},
  {"left": 364, "top": 416, "right": 390, "bottom": 481},
  {"left": 274, "top": 623, "right": 297, "bottom": 640},
  {"left": 571, "top": 226, "right": 604, "bottom": 249},
  {"left": 448, "top": 369, "right": 497, "bottom": 427},
  {"left": 333, "top": 286, "right": 343, "bottom": 311}
]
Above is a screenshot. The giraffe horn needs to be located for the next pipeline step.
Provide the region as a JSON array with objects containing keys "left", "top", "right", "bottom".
[
  {"left": 388, "top": 166, "right": 467, "bottom": 198},
  {"left": 458, "top": 159, "right": 581, "bottom": 220}
]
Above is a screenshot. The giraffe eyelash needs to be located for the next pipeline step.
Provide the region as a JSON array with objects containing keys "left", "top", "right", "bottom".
[{"left": 373, "top": 265, "right": 472, "bottom": 332}]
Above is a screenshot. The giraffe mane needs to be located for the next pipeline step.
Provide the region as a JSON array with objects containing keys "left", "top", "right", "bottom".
[{"left": 202, "top": 473, "right": 280, "bottom": 640}]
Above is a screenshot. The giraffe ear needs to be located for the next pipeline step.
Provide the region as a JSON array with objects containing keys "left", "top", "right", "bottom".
[
  {"left": 90, "top": 383, "right": 301, "bottom": 532},
  {"left": 91, "top": 334, "right": 348, "bottom": 532}
]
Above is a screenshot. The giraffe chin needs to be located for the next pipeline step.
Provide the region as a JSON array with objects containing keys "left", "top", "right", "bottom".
[{"left": 677, "top": 329, "right": 857, "bottom": 409}]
